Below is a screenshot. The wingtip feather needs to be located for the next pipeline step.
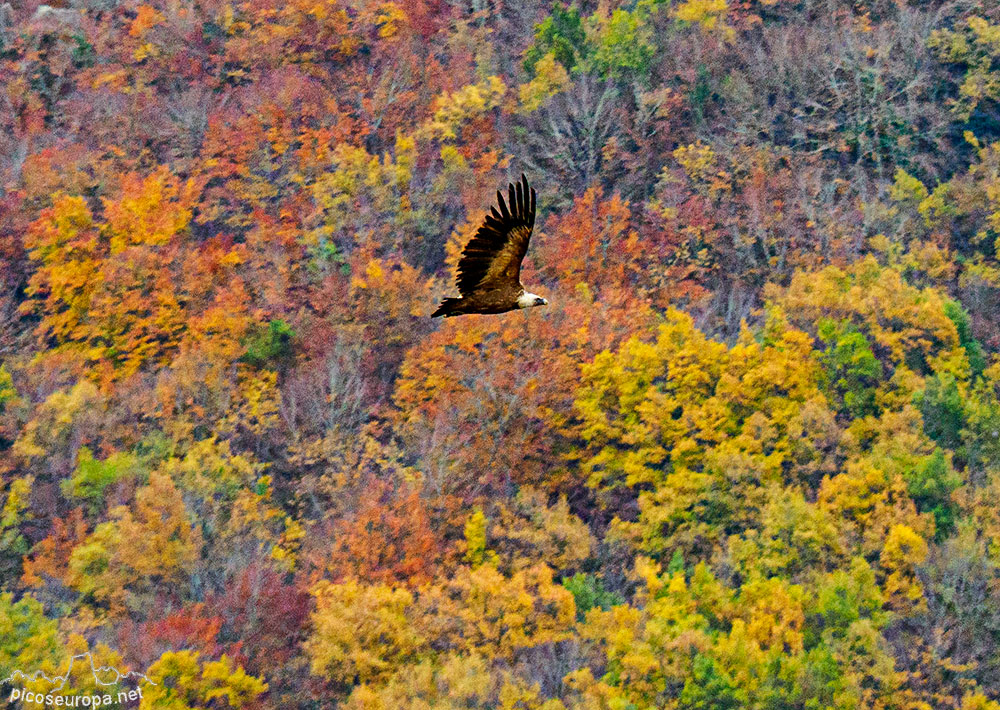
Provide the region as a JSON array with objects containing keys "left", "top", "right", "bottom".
[{"left": 497, "top": 189, "right": 511, "bottom": 220}]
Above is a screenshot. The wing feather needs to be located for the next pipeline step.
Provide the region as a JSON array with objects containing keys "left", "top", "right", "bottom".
[{"left": 455, "top": 174, "right": 536, "bottom": 296}]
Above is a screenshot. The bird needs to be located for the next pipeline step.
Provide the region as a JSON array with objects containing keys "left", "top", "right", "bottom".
[{"left": 432, "top": 174, "right": 548, "bottom": 318}]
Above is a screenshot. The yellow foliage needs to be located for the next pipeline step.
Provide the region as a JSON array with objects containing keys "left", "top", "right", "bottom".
[
  {"left": 890, "top": 168, "right": 929, "bottom": 204},
  {"left": 929, "top": 17, "right": 1000, "bottom": 120},
  {"left": 1, "top": 476, "right": 31, "bottom": 532},
  {"left": 518, "top": 52, "right": 571, "bottom": 113},
  {"left": 576, "top": 308, "right": 729, "bottom": 493},
  {"left": 22, "top": 168, "right": 207, "bottom": 382},
  {"left": 960, "top": 692, "right": 1000, "bottom": 710},
  {"left": 491, "top": 486, "right": 594, "bottom": 574},
  {"left": 21, "top": 194, "right": 101, "bottom": 346},
  {"left": 13, "top": 381, "right": 103, "bottom": 461},
  {"left": 216, "top": 367, "right": 282, "bottom": 439},
  {"left": 881, "top": 524, "right": 929, "bottom": 568},
  {"left": 576, "top": 558, "right": 723, "bottom": 707},
  {"left": 270, "top": 514, "right": 306, "bottom": 570},
  {"left": 375, "top": 2, "right": 406, "bottom": 39},
  {"left": 766, "top": 257, "right": 963, "bottom": 374},
  {"left": 342, "top": 653, "right": 494, "bottom": 709},
  {"left": 67, "top": 472, "right": 202, "bottom": 614},
  {"left": 737, "top": 577, "right": 806, "bottom": 654},
  {"left": 102, "top": 168, "right": 198, "bottom": 253},
  {"left": 673, "top": 141, "right": 720, "bottom": 185},
  {"left": 818, "top": 460, "right": 930, "bottom": 559},
  {"left": 414, "top": 564, "right": 576, "bottom": 660},
  {"left": 674, "top": 0, "right": 733, "bottom": 38},
  {"left": 463, "top": 508, "right": 498, "bottom": 568},
  {"left": 349, "top": 252, "right": 435, "bottom": 319},
  {"left": 159, "top": 436, "right": 261, "bottom": 496},
  {"left": 817, "top": 406, "right": 937, "bottom": 558},
  {"left": 880, "top": 524, "right": 929, "bottom": 610},
  {"left": 576, "top": 307, "right": 830, "bottom": 558},
  {"left": 308, "top": 137, "right": 416, "bottom": 248},
  {"left": 140, "top": 650, "right": 267, "bottom": 709},
  {"left": 423, "top": 76, "right": 507, "bottom": 141},
  {"left": 305, "top": 579, "right": 425, "bottom": 686},
  {"left": 727, "top": 485, "right": 847, "bottom": 579},
  {"left": 155, "top": 437, "right": 286, "bottom": 566},
  {"left": 342, "top": 651, "right": 569, "bottom": 709}
]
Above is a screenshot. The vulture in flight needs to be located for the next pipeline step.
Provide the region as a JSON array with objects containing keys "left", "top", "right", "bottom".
[{"left": 432, "top": 174, "right": 548, "bottom": 318}]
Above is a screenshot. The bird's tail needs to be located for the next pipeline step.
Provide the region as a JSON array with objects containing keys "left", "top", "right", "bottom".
[{"left": 431, "top": 297, "right": 463, "bottom": 318}]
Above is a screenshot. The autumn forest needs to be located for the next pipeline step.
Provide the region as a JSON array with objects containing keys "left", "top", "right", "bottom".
[{"left": 4, "top": 0, "right": 1000, "bottom": 707}]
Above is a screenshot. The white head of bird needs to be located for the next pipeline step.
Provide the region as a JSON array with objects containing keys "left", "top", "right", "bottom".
[{"left": 517, "top": 291, "right": 548, "bottom": 309}]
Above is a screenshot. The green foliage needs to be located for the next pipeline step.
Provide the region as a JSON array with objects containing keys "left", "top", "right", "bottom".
[
  {"left": 0, "top": 593, "right": 64, "bottom": 683},
  {"left": 71, "top": 34, "right": 96, "bottom": 69},
  {"left": 818, "top": 318, "right": 884, "bottom": 418},
  {"left": 61, "top": 446, "right": 143, "bottom": 513},
  {"left": 562, "top": 573, "right": 623, "bottom": 620},
  {"left": 945, "top": 299, "right": 987, "bottom": 377},
  {"left": 523, "top": 3, "right": 588, "bottom": 77},
  {"left": 689, "top": 63, "right": 714, "bottom": 124},
  {"left": 0, "top": 364, "right": 16, "bottom": 412},
  {"left": 962, "top": 364, "right": 1000, "bottom": 475},
  {"left": 307, "top": 237, "right": 350, "bottom": 276},
  {"left": 805, "top": 557, "right": 886, "bottom": 645},
  {"left": 917, "top": 373, "right": 967, "bottom": 452},
  {"left": 904, "top": 448, "right": 961, "bottom": 540},
  {"left": 240, "top": 318, "right": 295, "bottom": 368},
  {"left": 523, "top": 0, "right": 661, "bottom": 81},
  {"left": 667, "top": 548, "right": 685, "bottom": 575},
  {"left": 589, "top": 6, "right": 657, "bottom": 80},
  {"left": 678, "top": 654, "right": 744, "bottom": 710}
]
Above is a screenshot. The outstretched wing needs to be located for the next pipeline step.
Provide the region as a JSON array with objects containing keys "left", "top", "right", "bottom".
[{"left": 455, "top": 174, "right": 536, "bottom": 296}]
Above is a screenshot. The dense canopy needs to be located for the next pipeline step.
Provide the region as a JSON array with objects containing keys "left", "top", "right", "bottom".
[{"left": 4, "top": 0, "right": 1000, "bottom": 708}]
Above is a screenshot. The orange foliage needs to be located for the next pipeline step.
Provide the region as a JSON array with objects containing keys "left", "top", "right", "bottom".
[
  {"left": 306, "top": 478, "right": 440, "bottom": 587},
  {"left": 392, "top": 288, "right": 657, "bottom": 511},
  {"left": 21, "top": 507, "right": 89, "bottom": 588}
]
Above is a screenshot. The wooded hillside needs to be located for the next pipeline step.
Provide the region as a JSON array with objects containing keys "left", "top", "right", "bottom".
[{"left": 3, "top": 0, "right": 1000, "bottom": 707}]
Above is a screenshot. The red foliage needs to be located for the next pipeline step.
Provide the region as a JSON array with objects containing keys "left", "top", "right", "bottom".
[
  {"left": 203, "top": 563, "right": 311, "bottom": 675},
  {"left": 303, "top": 478, "right": 441, "bottom": 587},
  {"left": 118, "top": 602, "right": 224, "bottom": 670}
]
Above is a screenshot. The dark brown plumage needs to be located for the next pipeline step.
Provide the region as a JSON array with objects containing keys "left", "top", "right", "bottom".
[{"left": 432, "top": 174, "right": 547, "bottom": 318}]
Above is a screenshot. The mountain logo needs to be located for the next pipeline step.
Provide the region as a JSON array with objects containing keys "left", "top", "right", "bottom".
[{"left": 3, "top": 652, "right": 154, "bottom": 707}]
